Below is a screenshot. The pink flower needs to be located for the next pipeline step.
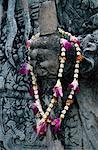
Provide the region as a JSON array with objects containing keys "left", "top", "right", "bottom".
[
  {"left": 53, "top": 86, "right": 63, "bottom": 97},
  {"left": 26, "top": 40, "right": 31, "bottom": 48},
  {"left": 19, "top": 63, "right": 32, "bottom": 75},
  {"left": 53, "top": 79, "right": 63, "bottom": 97},
  {"left": 29, "top": 103, "right": 38, "bottom": 115},
  {"left": 60, "top": 38, "right": 72, "bottom": 50},
  {"left": 36, "top": 120, "right": 47, "bottom": 136},
  {"left": 68, "top": 79, "right": 80, "bottom": 93},
  {"left": 51, "top": 118, "right": 61, "bottom": 133},
  {"left": 70, "top": 36, "right": 80, "bottom": 46}
]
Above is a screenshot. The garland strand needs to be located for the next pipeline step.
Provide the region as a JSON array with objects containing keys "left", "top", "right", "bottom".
[{"left": 19, "top": 28, "right": 84, "bottom": 136}]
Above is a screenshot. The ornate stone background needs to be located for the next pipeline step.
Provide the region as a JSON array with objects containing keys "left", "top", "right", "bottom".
[{"left": 0, "top": 0, "right": 98, "bottom": 150}]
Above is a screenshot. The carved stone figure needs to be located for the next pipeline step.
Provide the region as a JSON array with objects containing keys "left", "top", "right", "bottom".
[{"left": 0, "top": 0, "right": 98, "bottom": 150}]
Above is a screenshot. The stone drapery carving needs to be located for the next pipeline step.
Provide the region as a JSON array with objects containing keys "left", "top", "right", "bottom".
[{"left": 0, "top": 0, "right": 98, "bottom": 149}]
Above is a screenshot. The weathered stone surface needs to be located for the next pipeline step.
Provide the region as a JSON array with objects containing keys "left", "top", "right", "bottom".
[
  {"left": 77, "top": 81, "right": 98, "bottom": 150},
  {"left": 56, "top": 0, "right": 98, "bottom": 34},
  {"left": 39, "top": 1, "right": 58, "bottom": 35},
  {"left": 0, "top": 0, "right": 98, "bottom": 150},
  {"left": 0, "top": 76, "right": 4, "bottom": 89}
]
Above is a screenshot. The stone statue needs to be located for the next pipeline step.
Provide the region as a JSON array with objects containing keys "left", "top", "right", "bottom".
[{"left": 0, "top": 0, "right": 98, "bottom": 150}]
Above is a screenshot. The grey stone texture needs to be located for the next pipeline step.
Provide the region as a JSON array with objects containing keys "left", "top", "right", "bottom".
[
  {"left": 0, "top": 0, "right": 98, "bottom": 150},
  {"left": 39, "top": 1, "right": 58, "bottom": 35}
]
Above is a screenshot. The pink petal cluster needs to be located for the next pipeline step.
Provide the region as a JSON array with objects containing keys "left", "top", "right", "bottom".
[
  {"left": 51, "top": 118, "right": 61, "bottom": 133},
  {"left": 70, "top": 36, "right": 80, "bottom": 46},
  {"left": 53, "top": 86, "right": 63, "bottom": 97},
  {"left": 60, "top": 38, "right": 72, "bottom": 50},
  {"left": 26, "top": 40, "right": 31, "bottom": 48},
  {"left": 19, "top": 63, "right": 30, "bottom": 75},
  {"left": 36, "top": 120, "right": 47, "bottom": 136},
  {"left": 53, "top": 80, "right": 63, "bottom": 97},
  {"left": 68, "top": 80, "right": 80, "bottom": 93},
  {"left": 29, "top": 103, "right": 38, "bottom": 115}
]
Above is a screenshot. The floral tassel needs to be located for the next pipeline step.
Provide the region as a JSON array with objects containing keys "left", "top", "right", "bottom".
[
  {"left": 29, "top": 103, "right": 39, "bottom": 115},
  {"left": 53, "top": 79, "right": 63, "bottom": 97},
  {"left": 70, "top": 36, "right": 80, "bottom": 46},
  {"left": 68, "top": 79, "right": 80, "bottom": 93},
  {"left": 60, "top": 38, "right": 72, "bottom": 50},
  {"left": 51, "top": 118, "right": 61, "bottom": 133},
  {"left": 19, "top": 63, "right": 32, "bottom": 75},
  {"left": 26, "top": 40, "right": 31, "bottom": 49},
  {"left": 36, "top": 120, "right": 48, "bottom": 136}
]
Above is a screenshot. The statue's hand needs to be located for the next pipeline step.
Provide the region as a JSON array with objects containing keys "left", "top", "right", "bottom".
[{"left": 29, "top": 33, "right": 60, "bottom": 77}]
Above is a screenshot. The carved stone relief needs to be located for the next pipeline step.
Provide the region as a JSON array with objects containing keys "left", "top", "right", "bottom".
[{"left": 0, "top": 0, "right": 98, "bottom": 150}]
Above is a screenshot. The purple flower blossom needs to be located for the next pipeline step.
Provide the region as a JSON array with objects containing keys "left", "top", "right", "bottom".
[
  {"left": 60, "top": 38, "right": 72, "bottom": 50},
  {"left": 53, "top": 86, "right": 63, "bottom": 97},
  {"left": 53, "top": 79, "right": 63, "bottom": 97},
  {"left": 29, "top": 103, "right": 38, "bottom": 115},
  {"left": 70, "top": 36, "right": 80, "bottom": 46},
  {"left": 75, "top": 86, "right": 80, "bottom": 94},
  {"left": 36, "top": 120, "right": 47, "bottom": 136},
  {"left": 19, "top": 63, "right": 31, "bottom": 75},
  {"left": 26, "top": 40, "right": 31, "bottom": 48},
  {"left": 68, "top": 79, "right": 80, "bottom": 93},
  {"left": 51, "top": 118, "right": 61, "bottom": 133},
  {"left": 77, "top": 40, "right": 80, "bottom": 46}
]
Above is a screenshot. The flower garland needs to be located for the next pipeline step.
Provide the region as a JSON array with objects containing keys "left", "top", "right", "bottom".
[{"left": 19, "top": 28, "right": 84, "bottom": 136}]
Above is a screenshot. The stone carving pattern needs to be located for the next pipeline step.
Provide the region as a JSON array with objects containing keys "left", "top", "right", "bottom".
[{"left": 0, "top": 0, "right": 98, "bottom": 150}]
